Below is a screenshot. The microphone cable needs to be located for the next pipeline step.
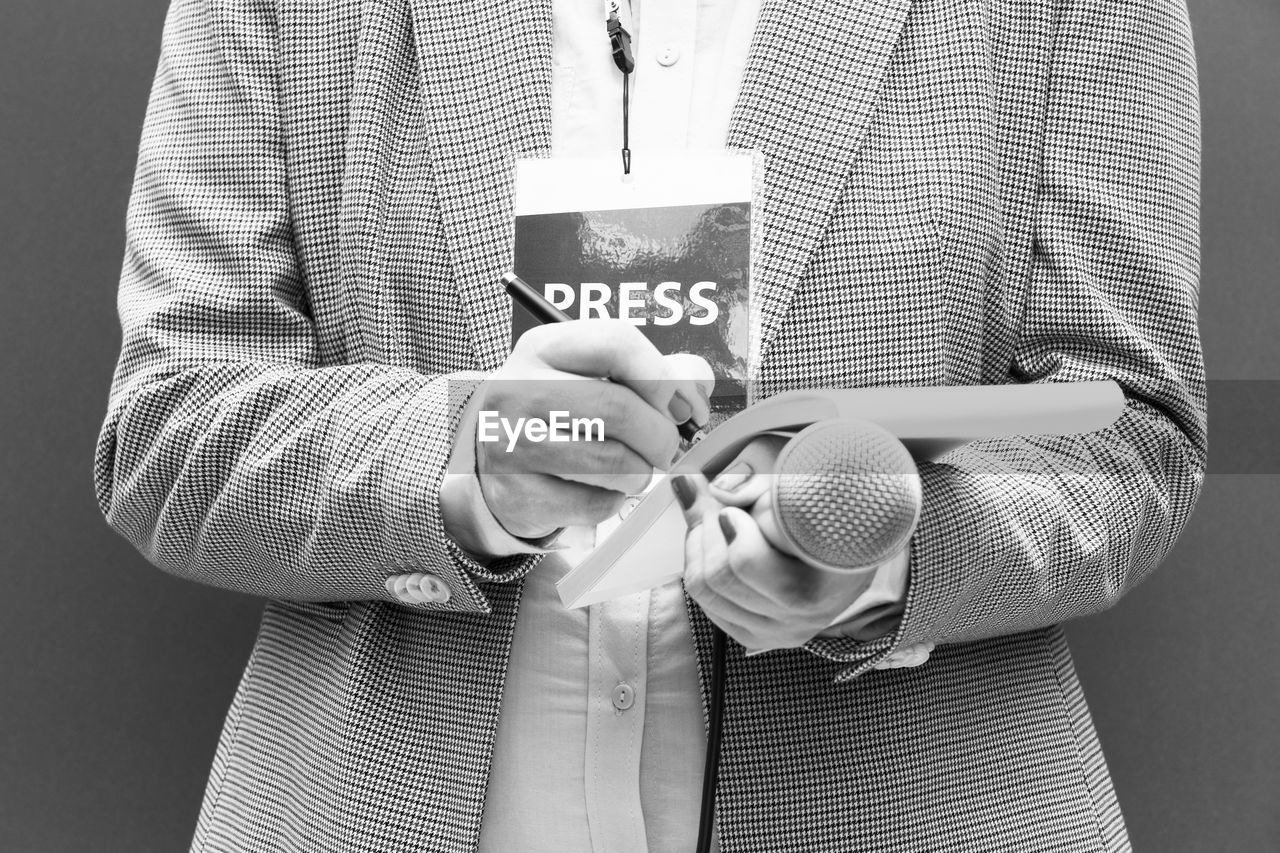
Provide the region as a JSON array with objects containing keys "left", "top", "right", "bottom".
[{"left": 695, "top": 624, "right": 727, "bottom": 853}]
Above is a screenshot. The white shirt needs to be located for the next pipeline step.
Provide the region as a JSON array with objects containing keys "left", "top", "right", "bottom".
[
  {"left": 437, "top": 2, "right": 912, "bottom": 850},
  {"left": 477, "top": 5, "right": 756, "bottom": 850}
]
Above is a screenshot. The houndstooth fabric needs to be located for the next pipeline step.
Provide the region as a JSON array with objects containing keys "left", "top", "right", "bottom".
[{"left": 96, "top": 0, "right": 1205, "bottom": 850}]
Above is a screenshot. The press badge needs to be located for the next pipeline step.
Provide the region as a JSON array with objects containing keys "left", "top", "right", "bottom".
[{"left": 511, "top": 151, "right": 760, "bottom": 416}]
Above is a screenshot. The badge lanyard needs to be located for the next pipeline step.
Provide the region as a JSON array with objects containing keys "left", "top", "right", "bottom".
[{"left": 605, "top": 1, "right": 636, "bottom": 174}]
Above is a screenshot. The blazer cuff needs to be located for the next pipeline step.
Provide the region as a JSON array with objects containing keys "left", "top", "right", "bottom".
[
  {"left": 815, "top": 545, "right": 910, "bottom": 640},
  {"left": 803, "top": 536, "right": 935, "bottom": 681}
]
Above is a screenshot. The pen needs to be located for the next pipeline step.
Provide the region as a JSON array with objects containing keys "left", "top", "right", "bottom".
[{"left": 501, "top": 272, "right": 707, "bottom": 444}]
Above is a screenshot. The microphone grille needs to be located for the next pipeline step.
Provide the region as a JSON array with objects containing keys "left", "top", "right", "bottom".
[{"left": 772, "top": 419, "right": 922, "bottom": 570}]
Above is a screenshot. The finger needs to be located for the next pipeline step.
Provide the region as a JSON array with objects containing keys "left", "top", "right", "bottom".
[
  {"left": 520, "top": 320, "right": 709, "bottom": 432},
  {"left": 701, "top": 510, "right": 787, "bottom": 616},
  {"left": 671, "top": 471, "right": 721, "bottom": 529},
  {"left": 479, "top": 471, "right": 628, "bottom": 534},
  {"left": 698, "top": 606, "right": 772, "bottom": 653},
  {"left": 559, "top": 379, "right": 681, "bottom": 470},
  {"left": 716, "top": 505, "right": 781, "bottom": 598},
  {"left": 747, "top": 491, "right": 795, "bottom": 557},
  {"left": 543, "top": 482, "right": 629, "bottom": 528},
  {"left": 662, "top": 352, "right": 715, "bottom": 390},
  {"left": 526, "top": 438, "right": 655, "bottom": 494},
  {"left": 682, "top": 492, "right": 791, "bottom": 648},
  {"left": 682, "top": 494, "right": 707, "bottom": 586},
  {"left": 686, "top": 560, "right": 774, "bottom": 652},
  {"left": 518, "top": 319, "right": 663, "bottom": 380},
  {"left": 718, "top": 506, "right": 829, "bottom": 624},
  {"left": 707, "top": 433, "right": 790, "bottom": 507},
  {"left": 677, "top": 471, "right": 722, "bottom": 594},
  {"left": 662, "top": 352, "right": 715, "bottom": 427},
  {"left": 681, "top": 476, "right": 753, "bottom": 643},
  {"left": 486, "top": 378, "right": 680, "bottom": 473}
]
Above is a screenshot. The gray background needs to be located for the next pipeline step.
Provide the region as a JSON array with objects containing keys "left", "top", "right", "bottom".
[{"left": 1, "top": 1, "right": 1276, "bottom": 850}]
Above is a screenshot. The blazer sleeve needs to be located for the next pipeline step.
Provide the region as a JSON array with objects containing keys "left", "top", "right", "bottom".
[
  {"left": 94, "top": 0, "right": 534, "bottom": 614},
  {"left": 807, "top": 0, "right": 1207, "bottom": 678}
]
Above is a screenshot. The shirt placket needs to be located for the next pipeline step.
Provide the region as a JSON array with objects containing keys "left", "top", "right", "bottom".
[
  {"left": 584, "top": 589, "right": 652, "bottom": 853},
  {"left": 581, "top": 5, "right": 698, "bottom": 851},
  {"left": 629, "top": 0, "right": 697, "bottom": 153}
]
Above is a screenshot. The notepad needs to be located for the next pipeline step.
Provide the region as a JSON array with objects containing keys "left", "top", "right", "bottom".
[{"left": 556, "top": 381, "right": 1126, "bottom": 608}]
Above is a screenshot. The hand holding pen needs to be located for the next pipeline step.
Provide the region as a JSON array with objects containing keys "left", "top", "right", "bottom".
[{"left": 465, "top": 273, "right": 712, "bottom": 541}]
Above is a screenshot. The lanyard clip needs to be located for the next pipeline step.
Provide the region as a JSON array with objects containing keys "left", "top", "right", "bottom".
[{"left": 606, "top": 10, "right": 635, "bottom": 74}]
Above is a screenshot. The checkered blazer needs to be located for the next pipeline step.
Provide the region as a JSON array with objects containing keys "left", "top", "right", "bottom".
[{"left": 97, "top": 0, "right": 1205, "bottom": 850}]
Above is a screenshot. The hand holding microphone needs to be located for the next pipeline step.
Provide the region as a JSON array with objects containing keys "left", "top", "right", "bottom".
[{"left": 675, "top": 418, "right": 922, "bottom": 651}]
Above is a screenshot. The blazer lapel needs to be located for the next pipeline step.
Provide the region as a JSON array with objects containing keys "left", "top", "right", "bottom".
[
  {"left": 408, "top": 0, "right": 553, "bottom": 371},
  {"left": 408, "top": 0, "right": 910, "bottom": 374},
  {"left": 727, "top": 0, "right": 914, "bottom": 376}
]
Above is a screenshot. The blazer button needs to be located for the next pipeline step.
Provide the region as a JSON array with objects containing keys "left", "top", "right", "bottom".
[
  {"left": 385, "top": 573, "right": 417, "bottom": 603},
  {"left": 874, "top": 641, "right": 935, "bottom": 670},
  {"left": 383, "top": 573, "right": 451, "bottom": 606},
  {"left": 411, "top": 573, "right": 452, "bottom": 605}
]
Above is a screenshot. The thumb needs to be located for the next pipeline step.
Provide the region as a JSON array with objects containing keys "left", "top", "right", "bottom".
[
  {"left": 662, "top": 352, "right": 715, "bottom": 393},
  {"left": 747, "top": 490, "right": 790, "bottom": 556}
]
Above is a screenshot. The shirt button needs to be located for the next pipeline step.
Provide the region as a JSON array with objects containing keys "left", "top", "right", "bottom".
[
  {"left": 874, "top": 641, "right": 936, "bottom": 670},
  {"left": 611, "top": 682, "right": 636, "bottom": 711},
  {"left": 655, "top": 44, "right": 680, "bottom": 67}
]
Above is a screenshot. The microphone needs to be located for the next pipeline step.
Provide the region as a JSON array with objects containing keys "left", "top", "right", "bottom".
[{"left": 750, "top": 418, "right": 922, "bottom": 570}]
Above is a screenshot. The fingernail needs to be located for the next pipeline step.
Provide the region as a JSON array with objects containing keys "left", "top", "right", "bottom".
[
  {"left": 670, "top": 447, "right": 684, "bottom": 467},
  {"left": 691, "top": 384, "right": 711, "bottom": 427},
  {"left": 672, "top": 475, "right": 696, "bottom": 510},
  {"left": 711, "top": 461, "right": 753, "bottom": 493},
  {"left": 719, "top": 512, "right": 737, "bottom": 544},
  {"left": 668, "top": 390, "right": 694, "bottom": 424}
]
